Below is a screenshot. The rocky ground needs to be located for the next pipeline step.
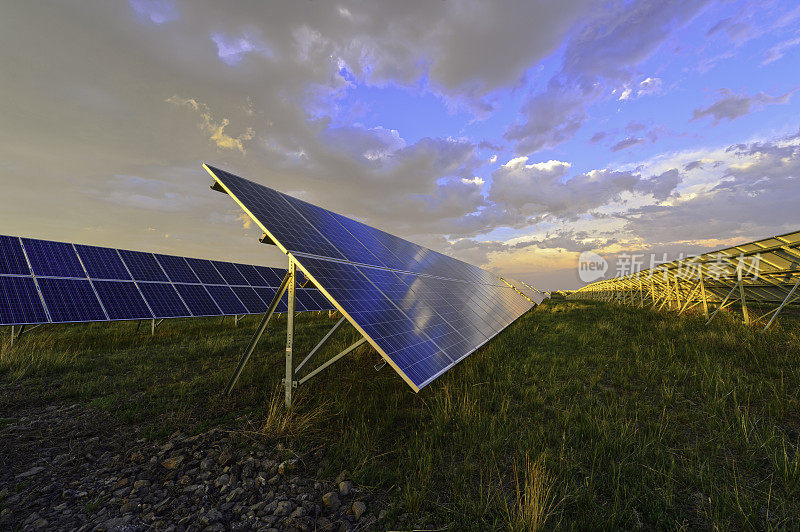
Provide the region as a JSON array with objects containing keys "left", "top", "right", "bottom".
[{"left": 0, "top": 395, "right": 388, "bottom": 531}]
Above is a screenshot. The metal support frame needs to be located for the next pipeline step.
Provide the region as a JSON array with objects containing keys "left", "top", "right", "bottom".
[
  {"left": 737, "top": 266, "right": 750, "bottom": 325},
  {"left": 8, "top": 324, "right": 46, "bottom": 347},
  {"left": 284, "top": 260, "right": 296, "bottom": 408},
  {"left": 706, "top": 283, "right": 739, "bottom": 325},
  {"left": 224, "top": 257, "right": 371, "bottom": 409},
  {"left": 763, "top": 276, "right": 800, "bottom": 330}
]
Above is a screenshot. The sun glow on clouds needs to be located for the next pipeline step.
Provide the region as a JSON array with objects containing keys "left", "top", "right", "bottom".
[
  {"left": 211, "top": 33, "right": 273, "bottom": 65},
  {"left": 165, "top": 96, "right": 254, "bottom": 154}
]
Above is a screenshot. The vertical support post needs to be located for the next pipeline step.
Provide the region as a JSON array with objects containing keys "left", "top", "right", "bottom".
[
  {"left": 674, "top": 273, "right": 682, "bottom": 311},
  {"left": 151, "top": 319, "right": 155, "bottom": 336},
  {"left": 737, "top": 265, "right": 750, "bottom": 325},
  {"left": 285, "top": 260, "right": 296, "bottom": 409},
  {"left": 9, "top": 325, "right": 14, "bottom": 348},
  {"left": 234, "top": 315, "right": 239, "bottom": 327},
  {"left": 699, "top": 274, "right": 708, "bottom": 318}
]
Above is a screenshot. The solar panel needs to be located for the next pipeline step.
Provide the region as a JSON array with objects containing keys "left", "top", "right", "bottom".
[
  {"left": 92, "top": 280, "right": 153, "bottom": 320},
  {"left": 75, "top": 245, "right": 131, "bottom": 280},
  {"left": 23, "top": 238, "right": 85, "bottom": 278},
  {"left": 231, "top": 286, "right": 267, "bottom": 313},
  {"left": 184, "top": 257, "right": 226, "bottom": 284},
  {"left": 174, "top": 283, "right": 221, "bottom": 316},
  {"left": 119, "top": 250, "right": 169, "bottom": 282},
  {"left": 211, "top": 260, "right": 248, "bottom": 285},
  {"left": 0, "top": 235, "right": 335, "bottom": 327},
  {"left": 205, "top": 285, "right": 247, "bottom": 315},
  {"left": 155, "top": 254, "right": 200, "bottom": 284},
  {"left": 136, "top": 282, "right": 191, "bottom": 318},
  {"left": 38, "top": 277, "right": 107, "bottom": 323},
  {"left": 0, "top": 236, "right": 31, "bottom": 276},
  {"left": 0, "top": 276, "right": 48, "bottom": 325},
  {"left": 234, "top": 263, "right": 267, "bottom": 287},
  {"left": 205, "top": 164, "right": 534, "bottom": 391},
  {"left": 255, "top": 266, "right": 285, "bottom": 286}
]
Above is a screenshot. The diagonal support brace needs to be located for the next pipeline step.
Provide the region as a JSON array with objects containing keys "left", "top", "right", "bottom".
[
  {"left": 225, "top": 271, "right": 291, "bottom": 396},
  {"left": 295, "top": 316, "right": 347, "bottom": 374},
  {"left": 297, "top": 337, "right": 367, "bottom": 387}
]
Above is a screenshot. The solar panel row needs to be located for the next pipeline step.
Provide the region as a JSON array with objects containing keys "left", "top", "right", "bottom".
[
  {"left": 0, "top": 235, "right": 334, "bottom": 326},
  {"left": 205, "top": 165, "right": 536, "bottom": 391}
]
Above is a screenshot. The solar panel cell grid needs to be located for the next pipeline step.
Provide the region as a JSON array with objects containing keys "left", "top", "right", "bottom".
[
  {"left": 92, "top": 280, "right": 153, "bottom": 320},
  {"left": 75, "top": 245, "right": 131, "bottom": 280},
  {"left": 205, "top": 285, "right": 247, "bottom": 315},
  {"left": 231, "top": 286, "right": 267, "bottom": 314},
  {"left": 38, "top": 277, "right": 107, "bottom": 323},
  {"left": 174, "top": 284, "right": 221, "bottom": 317},
  {"left": 0, "top": 236, "right": 31, "bottom": 276},
  {"left": 155, "top": 254, "right": 201, "bottom": 284},
  {"left": 22, "top": 239, "right": 86, "bottom": 278},
  {"left": 0, "top": 276, "right": 49, "bottom": 325},
  {"left": 234, "top": 263, "right": 267, "bottom": 287},
  {"left": 136, "top": 282, "right": 191, "bottom": 318},
  {"left": 211, "top": 260, "right": 248, "bottom": 285},
  {"left": 184, "top": 257, "right": 226, "bottom": 285},
  {"left": 119, "top": 250, "right": 169, "bottom": 282}
]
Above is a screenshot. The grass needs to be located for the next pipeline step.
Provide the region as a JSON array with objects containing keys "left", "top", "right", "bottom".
[{"left": 2, "top": 301, "right": 799, "bottom": 529}]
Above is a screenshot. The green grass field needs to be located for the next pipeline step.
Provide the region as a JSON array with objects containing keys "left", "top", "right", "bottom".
[{"left": 2, "top": 301, "right": 799, "bottom": 530}]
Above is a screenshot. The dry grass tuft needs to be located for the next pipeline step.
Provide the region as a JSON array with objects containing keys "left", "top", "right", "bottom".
[{"left": 503, "top": 453, "right": 557, "bottom": 532}]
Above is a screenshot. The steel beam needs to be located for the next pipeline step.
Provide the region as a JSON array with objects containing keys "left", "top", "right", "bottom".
[{"left": 295, "top": 316, "right": 347, "bottom": 374}]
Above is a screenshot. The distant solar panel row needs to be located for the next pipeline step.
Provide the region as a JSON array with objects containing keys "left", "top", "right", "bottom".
[{"left": 0, "top": 235, "right": 333, "bottom": 326}]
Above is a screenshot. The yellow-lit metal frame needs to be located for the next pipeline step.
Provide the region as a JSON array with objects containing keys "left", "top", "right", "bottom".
[{"left": 568, "top": 230, "right": 800, "bottom": 330}]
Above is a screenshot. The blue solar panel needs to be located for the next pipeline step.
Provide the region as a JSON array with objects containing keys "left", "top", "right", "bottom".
[
  {"left": 255, "top": 266, "right": 285, "bottom": 287},
  {"left": 119, "top": 250, "right": 169, "bottom": 282},
  {"left": 155, "top": 254, "right": 200, "bottom": 284},
  {"left": 92, "top": 281, "right": 153, "bottom": 320},
  {"left": 184, "top": 257, "right": 226, "bottom": 285},
  {"left": 234, "top": 263, "right": 267, "bottom": 286},
  {"left": 206, "top": 165, "right": 535, "bottom": 392},
  {"left": 296, "top": 288, "right": 322, "bottom": 311},
  {"left": 211, "top": 260, "right": 248, "bottom": 285},
  {"left": 75, "top": 245, "right": 131, "bottom": 280},
  {"left": 37, "top": 277, "right": 106, "bottom": 323},
  {"left": 0, "top": 236, "right": 31, "bottom": 276},
  {"left": 174, "top": 284, "right": 221, "bottom": 316},
  {"left": 205, "top": 165, "right": 347, "bottom": 261},
  {"left": 22, "top": 238, "right": 85, "bottom": 278},
  {"left": 205, "top": 285, "right": 247, "bottom": 315},
  {"left": 136, "top": 282, "right": 191, "bottom": 318},
  {"left": 232, "top": 286, "right": 267, "bottom": 313},
  {"left": 0, "top": 276, "right": 49, "bottom": 325}
]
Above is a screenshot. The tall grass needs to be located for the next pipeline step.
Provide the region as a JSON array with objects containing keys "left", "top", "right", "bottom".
[{"left": 2, "top": 301, "right": 799, "bottom": 529}]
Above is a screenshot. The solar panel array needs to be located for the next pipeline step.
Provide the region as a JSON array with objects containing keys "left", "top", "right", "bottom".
[
  {"left": 0, "top": 235, "right": 333, "bottom": 326},
  {"left": 205, "top": 164, "right": 537, "bottom": 391}
]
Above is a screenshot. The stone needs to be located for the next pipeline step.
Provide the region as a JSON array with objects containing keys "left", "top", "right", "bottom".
[
  {"left": 338, "top": 480, "right": 353, "bottom": 496},
  {"left": 15, "top": 466, "right": 45, "bottom": 479},
  {"left": 278, "top": 459, "right": 297, "bottom": 475},
  {"left": 322, "top": 492, "right": 340, "bottom": 512},
  {"left": 200, "top": 458, "right": 214, "bottom": 471},
  {"left": 214, "top": 473, "right": 230, "bottom": 487},
  {"left": 133, "top": 480, "right": 151, "bottom": 489},
  {"left": 273, "top": 500, "right": 295, "bottom": 517},
  {"left": 378, "top": 509, "right": 387, "bottom": 520},
  {"left": 161, "top": 456, "right": 184, "bottom": 470},
  {"left": 352, "top": 501, "right": 367, "bottom": 521}
]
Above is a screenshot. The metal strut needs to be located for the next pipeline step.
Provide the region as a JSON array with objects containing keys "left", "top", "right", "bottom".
[
  {"left": 224, "top": 271, "right": 292, "bottom": 396},
  {"left": 294, "top": 316, "right": 346, "bottom": 374},
  {"left": 763, "top": 276, "right": 800, "bottom": 331}
]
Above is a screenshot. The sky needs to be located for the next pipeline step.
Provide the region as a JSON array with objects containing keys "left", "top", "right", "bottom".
[{"left": 1, "top": 0, "right": 798, "bottom": 290}]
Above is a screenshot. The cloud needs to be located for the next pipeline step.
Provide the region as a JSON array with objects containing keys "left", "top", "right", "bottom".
[
  {"left": 128, "top": 0, "right": 177, "bottom": 25},
  {"left": 762, "top": 36, "right": 800, "bottom": 65},
  {"left": 611, "top": 137, "right": 646, "bottom": 152},
  {"left": 211, "top": 32, "right": 273, "bottom": 65},
  {"left": 505, "top": 0, "right": 708, "bottom": 155},
  {"left": 691, "top": 88, "right": 795, "bottom": 125},
  {"left": 618, "top": 77, "right": 663, "bottom": 101},
  {"left": 166, "top": 95, "right": 254, "bottom": 153}
]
